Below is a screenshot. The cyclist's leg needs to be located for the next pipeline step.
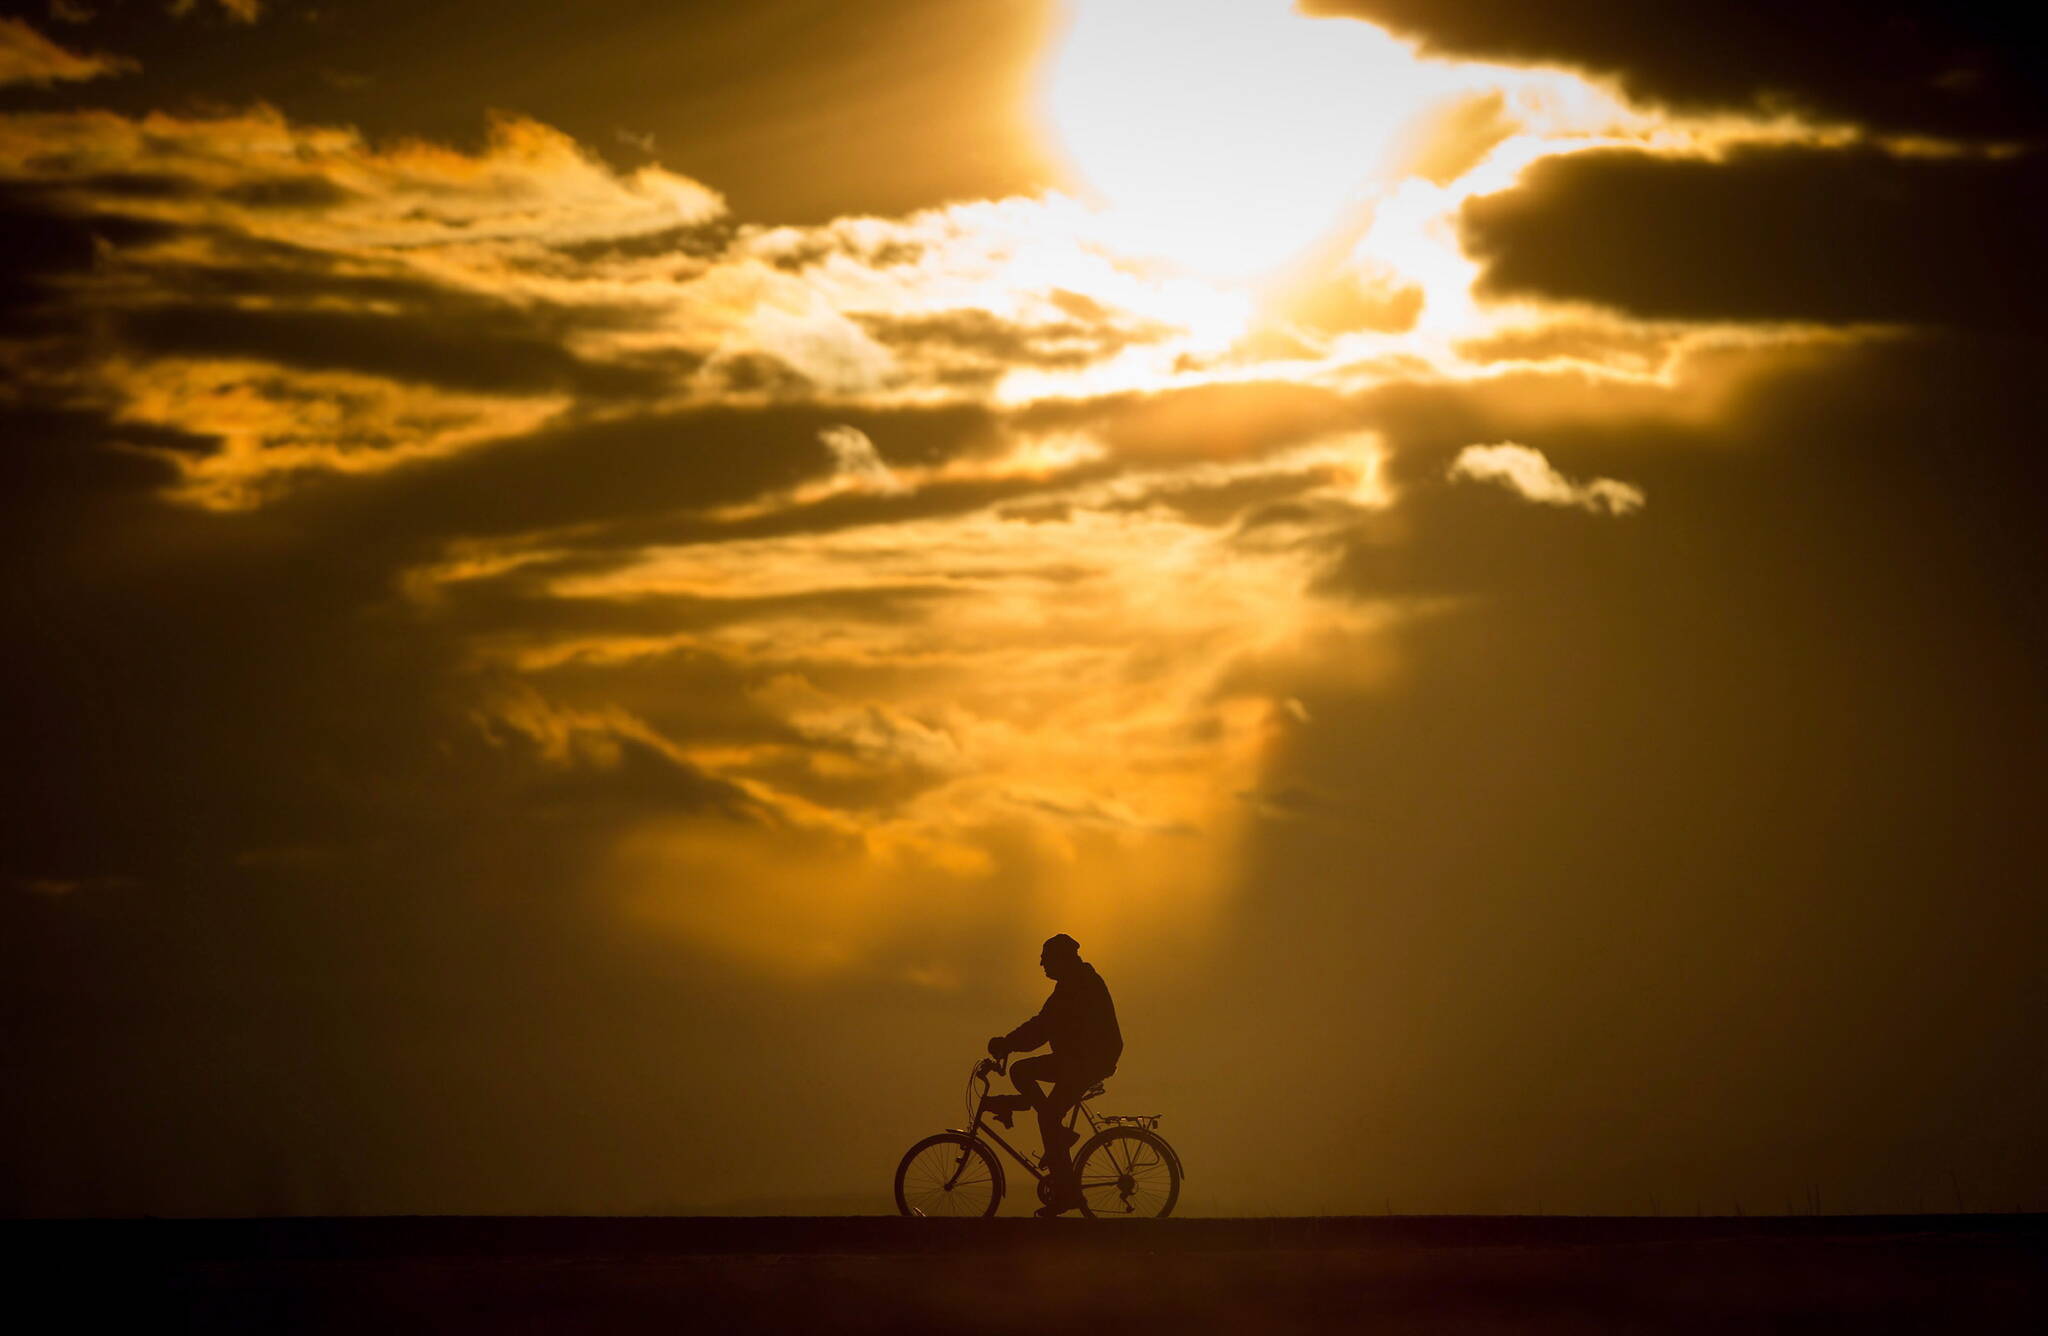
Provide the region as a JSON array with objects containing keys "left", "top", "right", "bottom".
[
  {"left": 1011, "top": 1055, "right": 1077, "bottom": 1183},
  {"left": 1009, "top": 1053, "right": 1058, "bottom": 1113},
  {"left": 1037, "top": 1069, "right": 1098, "bottom": 1196}
]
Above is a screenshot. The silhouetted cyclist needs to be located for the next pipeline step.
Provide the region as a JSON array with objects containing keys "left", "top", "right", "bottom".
[{"left": 987, "top": 933, "right": 1123, "bottom": 1217}]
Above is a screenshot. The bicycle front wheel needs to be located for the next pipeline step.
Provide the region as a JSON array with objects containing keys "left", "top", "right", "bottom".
[
  {"left": 1074, "top": 1127, "right": 1180, "bottom": 1218},
  {"left": 894, "top": 1132, "right": 1004, "bottom": 1218}
]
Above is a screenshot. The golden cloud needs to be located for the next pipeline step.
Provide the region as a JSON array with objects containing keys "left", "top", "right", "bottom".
[
  {"left": 0, "top": 17, "right": 133, "bottom": 87},
  {"left": 0, "top": 38, "right": 1944, "bottom": 975}
]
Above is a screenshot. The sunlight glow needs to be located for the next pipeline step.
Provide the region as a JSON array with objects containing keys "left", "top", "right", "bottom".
[{"left": 1042, "top": 0, "right": 1456, "bottom": 281}]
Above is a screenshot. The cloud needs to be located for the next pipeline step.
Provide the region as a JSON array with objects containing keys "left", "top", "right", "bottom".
[
  {"left": 1448, "top": 441, "right": 1644, "bottom": 514},
  {"left": 0, "top": 98, "right": 1418, "bottom": 524},
  {"left": 268, "top": 402, "right": 1001, "bottom": 552},
  {"left": 817, "top": 425, "right": 906, "bottom": 495},
  {"left": 0, "top": 84, "right": 1899, "bottom": 987},
  {"left": 0, "top": 107, "right": 725, "bottom": 249},
  {"left": 1460, "top": 144, "right": 2048, "bottom": 331},
  {"left": 744, "top": 304, "right": 895, "bottom": 393},
  {"left": 1304, "top": 2, "right": 2048, "bottom": 141},
  {"left": 1263, "top": 263, "right": 1426, "bottom": 339},
  {"left": 1386, "top": 90, "right": 1521, "bottom": 187},
  {"left": 852, "top": 302, "right": 1171, "bottom": 383},
  {"left": 0, "top": 107, "right": 741, "bottom": 502},
  {"left": 1452, "top": 317, "right": 1690, "bottom": 376},
  {"left": 0, "top": 16, "right": 133, "bottom": 86},
  {"left": 116, "top": 303, "right": 674, "bottom": 400},
  {"left": 167, "top": 0, "right": 262, "bottom": 23},
  {"left": 1025, "top": 381, "right": 1356, "bottom": 464}
]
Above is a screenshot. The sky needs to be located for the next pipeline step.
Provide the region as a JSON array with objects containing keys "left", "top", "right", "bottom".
[{"left": 2, "top": 0, "right": 2043, "bottom": 1217}]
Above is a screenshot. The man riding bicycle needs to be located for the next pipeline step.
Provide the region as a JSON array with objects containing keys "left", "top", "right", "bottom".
[{"left": 987, "top": 933, "right": 1122, "bottom": 1217}]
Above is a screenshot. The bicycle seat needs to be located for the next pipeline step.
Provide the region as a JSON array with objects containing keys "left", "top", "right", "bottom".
[{"left": 1081, "top": 1082, "right": 1106, "bottom": 1101}]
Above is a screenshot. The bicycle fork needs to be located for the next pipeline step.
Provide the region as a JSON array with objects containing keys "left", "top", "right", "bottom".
[{"left": 942, "top": 1146, "right": 976, "bottom": 1191}]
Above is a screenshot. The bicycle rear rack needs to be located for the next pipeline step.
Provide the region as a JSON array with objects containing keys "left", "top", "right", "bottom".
[{"left": 1097, "top": 1114, "right": 1162, "bottom": 1129}]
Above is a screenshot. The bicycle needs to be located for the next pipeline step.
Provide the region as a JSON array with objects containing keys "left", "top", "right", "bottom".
[{"left": 892, "top": 1054, "right": 1183, "bottom": 1218}]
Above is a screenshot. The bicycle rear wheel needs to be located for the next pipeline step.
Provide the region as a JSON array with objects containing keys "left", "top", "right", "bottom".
[
  {"left": 1073, "top": 1127, "right": 1180, "bottom": 1218},
  {"left": 894, "top": 1132, "right": 1004, "bottom": 1217}
]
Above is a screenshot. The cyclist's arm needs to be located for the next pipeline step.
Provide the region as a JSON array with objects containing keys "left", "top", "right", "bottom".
[
  {"left": 999, "top": 983, "right": 1067, "bottom": 1053},
  {"left": 999, "top": 1015, "right": 1047, "bottom": 1054}
]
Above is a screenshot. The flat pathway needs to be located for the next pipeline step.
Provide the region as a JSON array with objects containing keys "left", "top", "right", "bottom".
[{"left": 12, "top": 1215, "right": 2044, "bottom": 1333}]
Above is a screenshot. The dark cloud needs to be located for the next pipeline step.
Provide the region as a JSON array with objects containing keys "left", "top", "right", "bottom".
[
  {"left": 853, "top": 305, "right": 1168, "bottom": 373},
  {"left": 1339, "top": 332, "right": 2045, "bottom": 641},
  {"left": 856, "top": 309, "right": 1092, "bottom": 368},
  {"left": 0, "top": 405, "right": 191, "bottom": 521},
  {"left": 694, "top": 350, "right": 811, "bottom": 399},
  {"left": 249, "top": 401, "right": 1005, "bottom": 572},
  {"left": 1460, "top": 145, "right": 2048, "bottom": 329},
  {"left": 1112, "top": 464, "right": 1346, "bottom": 530},
  {"left": 763, "top": 234, "right": 925, "bottom": 273},
  {"left": 131, "top": 242, "right": 664, "bottom": 339},
  {"left": 1305, "top": 1, "right": 2048, "bottom": 140},
  {"left": 0, "top": 147, "right": 715, "bottom": 454},
  {"left": 549, "top": 218, "right": 733, "bottom": 263},
  {"left": 9, "top": 0, "right": 1059, "bottom": 223},
  {"left": 31, "top": 170, "right": 354, "bottom": 211},
  {"left": 213, "top": 173, "right": 361, "bottom": 210},
  {"left": 0, "top": 185, "right": 173, "bottom": 331},
  {"left": 1241, "top": 331, "right": 2048, "bottom": 1212},
  {"left": 3, "top": 360, "right": 955, "bottom": 898},
  {"left": 118, "top": 303, "right": 677, "bottom": 398},
  {"left": 559, "top": 465, "right": 1113, "bottom": 557},
  {"left": 0, "top": 397, "right": 1015, "bottom": 899}
]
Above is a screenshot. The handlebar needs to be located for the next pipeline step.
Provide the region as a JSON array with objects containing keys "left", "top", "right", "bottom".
[{"left": 967, "top": 1054, "right": 1007, "bottom": 1127}]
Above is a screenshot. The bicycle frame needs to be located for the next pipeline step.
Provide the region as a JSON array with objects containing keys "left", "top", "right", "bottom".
[
  {"left": 896, "top": 1055, "right": 1182, "bottom": 1217},
  {"left": 948, "top": 1058, "right": 1161, "bottom": 1186}
]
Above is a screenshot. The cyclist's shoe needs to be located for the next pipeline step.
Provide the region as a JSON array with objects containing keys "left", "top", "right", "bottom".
[
  {"left": 1035, "top": 1189, "right": 1085, "bottom": 1218},
  {"left": 984, "top": 1094, "right": 1028, "bottom": 1130}
]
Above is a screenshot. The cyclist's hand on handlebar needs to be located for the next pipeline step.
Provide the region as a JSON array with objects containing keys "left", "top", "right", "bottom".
[{"left": 987, "top": 1036, "right": 1010, "bottom": 1059}]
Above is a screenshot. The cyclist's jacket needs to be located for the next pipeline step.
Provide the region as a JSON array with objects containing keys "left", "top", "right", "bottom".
[{"left": 1004, "top": 961, "right": 1123, "bottom": 1078}]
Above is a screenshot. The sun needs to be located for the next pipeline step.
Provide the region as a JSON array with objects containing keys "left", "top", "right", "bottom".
[{"left": 1041, "top": 0, "right": 1455, "bottom": 282}]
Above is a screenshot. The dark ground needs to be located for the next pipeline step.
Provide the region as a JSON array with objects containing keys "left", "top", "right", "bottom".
[{"left": 12, "top": 1215, "right": 2044, "bottom": 1333}]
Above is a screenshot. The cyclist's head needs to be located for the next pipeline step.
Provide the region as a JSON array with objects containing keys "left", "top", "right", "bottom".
[{"left": 1040, "top": 933, "right": 1081, "bottom": 979}]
